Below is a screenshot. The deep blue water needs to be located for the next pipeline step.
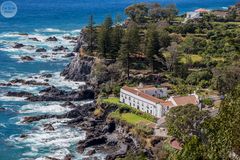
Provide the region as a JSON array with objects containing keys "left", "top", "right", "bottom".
[{"left": 0, "top": 0, "right": 237, "bottom": 159}]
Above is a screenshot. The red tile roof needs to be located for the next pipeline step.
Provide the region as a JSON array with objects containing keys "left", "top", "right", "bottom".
[
  {"left": 122, "top": 86, "right": 166, "bottom": 104},
  {"left": 122, "top": 86, "right": 198, "bottom": 108},
  {"left": 172, "top": 95, "right": 198, "bottom": 106},
  {"left": 195, "top": 8, "right": 209, "bottom": 13}
]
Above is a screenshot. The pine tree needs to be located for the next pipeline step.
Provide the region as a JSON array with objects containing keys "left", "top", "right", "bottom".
[
  {"left": 97, "top": 16, "right": 113, "bottom": 58},
  {"left": 145, "top": 24, "right": 161, "bottom": 72},
  {"left": 119, "top": 23, "right": 140, "bottom": 79},
  {"left": 110, "top": 25, "right": 123, "bottom": 59},
  {"left": 86, "top": 15, "right": 97, "bottom": 54}
]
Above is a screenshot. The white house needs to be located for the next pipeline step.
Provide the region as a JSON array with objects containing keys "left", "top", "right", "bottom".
[
  {"left": 186, "top": 12, "right": 201, "bottom": 20},
  {"left": 120, "top": 85, "right": 199, "bottom": 118}
]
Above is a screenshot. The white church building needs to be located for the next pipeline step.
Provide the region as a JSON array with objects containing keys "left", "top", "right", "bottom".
[{"left": 120, "top": 85, "right": 199, "bottom": 118}]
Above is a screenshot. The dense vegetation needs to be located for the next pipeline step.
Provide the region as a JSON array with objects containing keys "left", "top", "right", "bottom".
[
  {"left": 82, "top": 2, "right": 240, "bottom": 98},
  {"left": 81, "top": 3, "right": 240, "bottom": 159},
  {"left": 165, "top": 83, "right": 240, "bottom": 160}
]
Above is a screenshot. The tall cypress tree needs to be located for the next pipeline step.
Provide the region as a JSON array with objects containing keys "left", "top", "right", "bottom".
[
  {"left": 119, "top": 23, "right": 140, "bottom": 79},
  {"left": 110, "top": 24, "right": 123, "bottom": 59},
  {"left": 86, "top": 15, "right": 97, "bottom": 54},
  {"left": 97, "top": 16, "right": 113, "bottom": 58},
  {"left": 145, "top": 24, "right": 160, "bottom": 72}
]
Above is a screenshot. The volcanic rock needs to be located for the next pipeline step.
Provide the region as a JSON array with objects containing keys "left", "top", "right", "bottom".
[
  {"left": 43, "top": 124, "right": 55, "bottom": 131},
  {"left": 46, "top": 36, "right": 58, "bottom": 41},
  {"left": 6, "top": 91, "right": 33, "bottom": 97},
  {"left": 21, "top": 56, "right": 34, "bottom": 61},
  {"left": 13, "top": 43, "right": 25, "bottom": 48},
  {"left": 52, "top": 46, "right": 69, "bottom": 52},
  {"left": 22, "top": 115, "right": 54, "bottom": 123},
  {"left": 0, "top": 107, "right": 6, "bottom": 112},
  {"left": 36, "top": 48, "right": 47, "bottom": 52},
  {"left": 63, "top": 53, "right": 75, "bottom": 58},
  {"left": 29, "top": 37, "right": 40, "bottom": 41},
  {"left": 61, "top": 55, "right": 95, "bottom": 81}
]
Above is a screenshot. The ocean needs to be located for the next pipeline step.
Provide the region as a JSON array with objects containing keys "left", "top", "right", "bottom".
[{"left": 0, "top": 0, "right": 237, "bottom": 159}]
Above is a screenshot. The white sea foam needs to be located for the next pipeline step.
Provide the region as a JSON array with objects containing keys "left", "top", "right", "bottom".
[
  {"left": 21, "top": 71, "right": 85, "bottom": 90},
  {"left": 0, "top": 123, "right": 6, "bottom": 128},
  {"left": 19, "top": 103, "right": 72, "bottom": 114},
  {"left": 35, "top": 28, "right": 67, "bottom": 33},
  {"left": 0, "top": 95, "right": 26, "bottom": 101},
  {"left": 49, "top": 72, "right": 85, "bottom": 90},
  {"left": 10, "top": 118, "right": 86, "bottom": 159}
]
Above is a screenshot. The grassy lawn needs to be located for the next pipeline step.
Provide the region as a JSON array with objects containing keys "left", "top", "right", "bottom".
[
  {"left": 102, "top": 97, "right": 157, "bottom": 125},
  {"left": 211, "top": 21, "right": 240, "bottom": 26},
  {"left": 180, "top": 54, "right": 203, "bottom": 64},
  {"left": 212, "top": 57, "right": 225, "bottom": 62},
  {"left": 113, "top": 112, "right": 153, "bottom": 125},
  {"left": 102, "top": 97, "right": 121, "bottom": 104},
  {"left": 180, "top": 54, "right": 226, "bottom": 64}
]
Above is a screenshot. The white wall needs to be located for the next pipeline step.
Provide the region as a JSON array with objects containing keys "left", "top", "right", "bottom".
[{"left": 120, "top": 89, "right": 164, "bottom": 118}]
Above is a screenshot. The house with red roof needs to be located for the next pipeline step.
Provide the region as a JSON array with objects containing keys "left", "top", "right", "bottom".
[{"left": 120, "top": 84, "right": 199, "bottom": 118}]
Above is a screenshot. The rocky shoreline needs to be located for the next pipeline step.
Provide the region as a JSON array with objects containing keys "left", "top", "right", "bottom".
[{"left": 2, "top": 30, "right": 157, "bottom": 160}]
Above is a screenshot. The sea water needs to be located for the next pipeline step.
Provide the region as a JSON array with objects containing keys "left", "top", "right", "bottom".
[{"left": 0, "top": 0, "right": 237, "bottom": 159}]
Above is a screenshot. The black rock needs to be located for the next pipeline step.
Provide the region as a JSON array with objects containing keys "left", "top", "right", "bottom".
[
  {"left": 64, "top": 154, "right": 72, "bottom": 160},
  {"left": 20, "top": 56, "right": 34, "bottom": 61},
  {"left": 41, "top": 55, "right": 50, "bottom": 58},
  {"left": 6, "top": 91, "right": 33, "bottom": 97},
  {"left": 63, "top": 53, "right": 75, "bottom": 58},
  {"left": 46, "top": 36, "right": 58, "bottom": 42},
  {"left": 61, "top": 55, "right": 95, "bottom": 81},
  {"left": 43, "top": 124, "right": 55, "bottom": 131},
  {"left": 22, "top": 115, "right": 54, "bottom": 123},
  {"left": 61, "top": 101, "right": 76, "bottom": 108},
  {"left": 29, "top": 37, "right": 40, "bottom": 41},
  {"left": 13, "top": 43, "right": 25, "bottom": 48},
  {"left": 58, "top": 109, "right": 81, "bottom": 119},
  {"left": 41, "top": 73, "right": 53, "bottom": 78},
  {"left": 67, "top": 116, "right": 84, "bottom": 125},
  {"left": 77, "top": 136, "right": 107, "bottom": 153},
  {"left": 0, "top": 107, "right": 6, "bottom": 112},
  {"left": 19, "top": 134, "right": 28, "bottom": 139},
  {"left": 26, "top": 86, "right": 94, "bottom": 101},
  {"left": 36, "top": 48, "right": 47, "bottom": 52},
  {"left": 85, "top": 149, "right": 96, "bottom": 156},
  {"left": 0, "top": 83, "right": 12, "bottom": 86},
  {"left": 52, "top": 46, "right": 69, "bottom": 52},
  {"left": 63, "top": 36, "right": 78, "bottom": 40}
]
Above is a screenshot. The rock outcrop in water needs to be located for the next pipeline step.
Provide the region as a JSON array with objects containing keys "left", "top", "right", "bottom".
[
  {"left": 20, "top": 56, "right": 34, "bottom": 61},
  {"left": 61, "top": 55, "right": 96, "bottom": 82},
  {"left": 26, "top": 86, "right": 95, "bottom": 101}
]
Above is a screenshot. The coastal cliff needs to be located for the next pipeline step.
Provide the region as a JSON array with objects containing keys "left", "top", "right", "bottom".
[{"left": 61, "top": 55, "right": 96, "bottom": 82}]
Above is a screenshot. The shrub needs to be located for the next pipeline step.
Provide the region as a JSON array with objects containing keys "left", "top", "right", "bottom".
[
  {"left": 201, "top": 98, "right": 213, "bottom": 106},
  {"left": 186, "top": 70, "right": 213, "bottom": 86}
]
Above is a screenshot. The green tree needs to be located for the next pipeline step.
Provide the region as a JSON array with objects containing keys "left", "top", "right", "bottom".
[
  {"left": 166, "top": 42, "right": 180, "bottom": 72},
  {"left": 119, "top": 23, "right": 140, "bottom": 79},
  {"left": 165, "top": 4, "right": 178, "bottom": 21},
  {"left": 166, "top": 104, "right": 209, "bottom": 141},
  {"left": 86, "top": 15, "right": 97, "bottom": 54},
  {"left": 212, "top": 64, "right": 240, "bottom": 94},
  {"left": 204, "top": 83, "right": 240, "bottom": 159},
  {"left": 172, "top": 83, "right": 240, "bottom": 160},
  {"left": 125, "top": 3, "right": 148, "bottom": 24},
  {"left": 110, "top": 24, "right": 123, "bottom": 59},
  {"left": 145, "top": 24, "right": 162, "bottom": 72},
  {"left": 97, "top": 16, "right": 113, "bottom": 58}
]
